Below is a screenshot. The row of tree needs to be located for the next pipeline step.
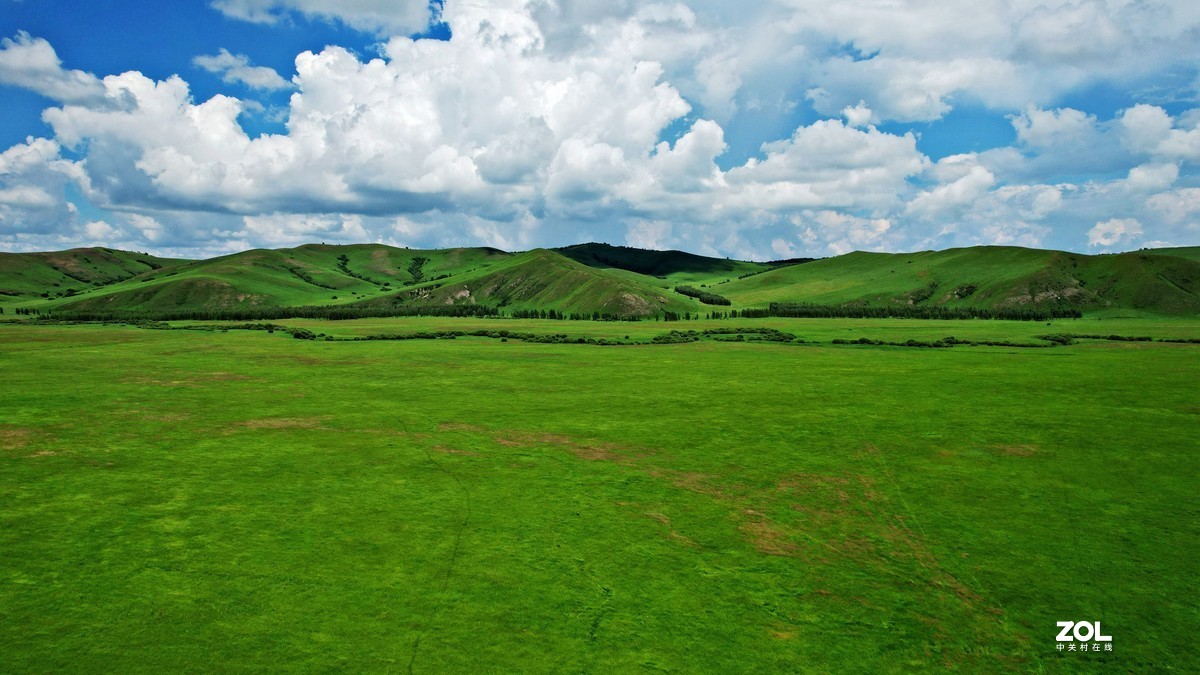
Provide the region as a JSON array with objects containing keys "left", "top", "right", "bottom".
[
  {"left": 29, "top": 299, "right": 1084, "bottom": 324},
  {"left": 45, "top": 304, "right": 501, "bottom": 322},
  {"left": 766, "top": 302, "right": 1082, "bottom": 320},
  {"left": 674, "top": 285, "right": 732, "bottom": 305}
]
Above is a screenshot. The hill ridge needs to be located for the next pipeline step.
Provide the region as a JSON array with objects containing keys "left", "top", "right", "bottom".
[{"left": 2, "top": 242, "right": 1199, "bottom": 317}]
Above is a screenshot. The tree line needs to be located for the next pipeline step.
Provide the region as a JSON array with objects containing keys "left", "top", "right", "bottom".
[
  {"left": 765, "top": 302, "right": 1082, "bottom": 320},
  {"left": 674, "top": 285, "right": 732, "bottom": 305},
  {"left": 44, "top": 304, "right": 501, "bottom": 322}
]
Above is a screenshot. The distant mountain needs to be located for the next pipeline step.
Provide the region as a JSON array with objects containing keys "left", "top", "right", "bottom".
[{"left": 2, "top": 242, "right": 1198, "bottom": 318}]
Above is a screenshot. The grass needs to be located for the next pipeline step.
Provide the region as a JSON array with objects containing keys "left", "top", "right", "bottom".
[
  {"left": 3, "top": 244, "right": 514, "bottom": 314},
  {"left": 1, "top": 318, "right": 1197, "bottom": 671},
  {"left": 5, "top": 243, "right": 1200, "bottom": 319},
  {"left": 356, "top": 249, "right": 699, "bottom": 317},
  {"left": 0, "top": 247, "right": 184, "bottom": 299},
  {"left": 720, "top": 246, "right": 1200, "bottom": 314},
  {"left": 555, "top": 242, "right": 781, "bottom": 286}
]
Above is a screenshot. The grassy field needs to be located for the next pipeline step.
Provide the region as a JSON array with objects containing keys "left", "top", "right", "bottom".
[{"left": 1, "top": 318, "right": 1198, "bottom": 672}]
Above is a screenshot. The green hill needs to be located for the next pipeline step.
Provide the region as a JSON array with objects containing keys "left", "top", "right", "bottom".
[
  {"left": 720, "top": 246, "right": 1200, "bottom": 315},
  {"left": 356, "top": 248, "right": 698, "bottom": 317},
  {"left": 0, "top": 247, "right": 185, "bottom": 301},
  {"left": 1139, "top": 246, "right": 1200, "bottom": 263},
  {"left": 3, "top": 242, "right": 1198, "bottom": 318},
  {"left": 556, "top": 242, "right": 799, "bottom": 285},
  {"left": 38, "top": 244, "right": 511, "bottom": 314}
]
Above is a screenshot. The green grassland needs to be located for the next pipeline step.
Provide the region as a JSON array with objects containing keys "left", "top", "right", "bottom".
[
  {"left": 2, "top": 318, "right": 1198, "bottom": 672},
  {"left": 355, "top": 249, "right": 699, "bottom": 317},
  {"left": 555, "top": 242, "right": 788, "bottom": 286},
  {"left": 7, "top": 243, "right": 1198, "bottom": 320},
  {"left": 0, "top": 244, "right": 514, "bottom": 314},
  {"left": 0, "top": 247, "right": 185, "bottom": 299},
  {"left": 719, "top": 246, "right": 1200, "bottom": 315}
]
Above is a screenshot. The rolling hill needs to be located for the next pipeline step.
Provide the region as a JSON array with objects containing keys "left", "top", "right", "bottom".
[
  {"left": 555, "top": 242, "right": 804, "bottom": 285},
  {"left": 719, "top": 246, "right": 1200, "bottom": 315},
  {"left": 357, "top": 248, "right": 697, "bottom": 317},
  {"left": 1, "top": 242, "right": 1198, "bottom": 318},
  {"left": 12, "top": 244, "right": 513, "bottom": 315},
  {"left": 0, "top": 247, "right": 186, "bottom": 300}
]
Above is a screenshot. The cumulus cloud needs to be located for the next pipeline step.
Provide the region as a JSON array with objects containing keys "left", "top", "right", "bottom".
[
  {"left": 2, "top": 1, "right": 1200, "bottom": 257},
  {"left": 1120, "top": 104, "right": 1200, "bottom": 161},
  {"left": 0, "top": 32, "right": 106, "bottom": 104},
  {"left": 1147, "top": 188, "right": 1200, "bottom": 225},
  {"left": 210, "top": 0, "right": 433, "bottom": 36},
  {"left": 0, "top": 138, "right": 83, "bottom": 235},
  {"left": 193, "top": 49, "right": 291, "bottom": 90},
  {"left": 1088, "top": 218, "right": 1144, "bottom": 247},
  {"left": 906, "top": 157, "right": 996, "bottom": 221},
  {"left": 725, "top": 120, "right": 927, "bottom": 212},
  {"left": 842, "top": 101, "right": 872, "bottom": 128}
]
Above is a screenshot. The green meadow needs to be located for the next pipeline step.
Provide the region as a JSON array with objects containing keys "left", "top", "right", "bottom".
[{"left": 2, "top": 317, "right": 1197, "bottom": 672}]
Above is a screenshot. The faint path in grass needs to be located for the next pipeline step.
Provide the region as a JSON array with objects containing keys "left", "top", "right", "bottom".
[
  {"left": 859, "top": 441, "right": 1036, "bottom": 669},
  {"left": 404, "top": 438, "right": 474, "bottom": 675}
]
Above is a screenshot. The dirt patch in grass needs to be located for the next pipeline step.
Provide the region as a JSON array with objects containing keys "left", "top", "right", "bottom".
[
  {"left": 643, "top": 511, "right": 698, "bottom": 548},
  {"left": 438, "top": 422, "right": 485, "bottom": 432},
  {"left": 437, "top": 422, "right": 643, "bottom": 462},
  {"left": 203, "top": 372, "right": 255, "bottom": 381},
  {"left": 769, "top": 627, "right": 797, "bottom": 640},
  {"left": 432, "top": 445, "right": 481, "bottom": 457},
  {"left": 235, "top": 417, "right": 327, "bottom": 430},
  {"left": 123, "top": 376, "right": 195, "bottom": 387},
  {"left": 120, "top": 409, "right": 191, "bottom": 423},
  {"left": 123, "top": 372, "right": 258, "bottom": 387},
  {"left": 995, "top": 444, "right": 1038, "bottom": 457},
  {"left": 0, "top": 427, "right": 32, "bottom": 451},
  {"left": 739, "top": 513, "right": 801, "bottom": 557}
]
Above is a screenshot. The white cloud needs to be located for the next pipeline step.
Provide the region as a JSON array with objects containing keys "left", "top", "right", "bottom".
[
  {"left": 193, "top": 49, "right": 291, "bottom": 90},
  {"left": 770, "top": 237, "right": 798, "bottom": 258},
  {"left": 211, "top": 0, "right": 433, "bottom": 36},
  {"left": 1088, "top": 218, "right": 1144, "bottom": 247},
  {"left": 624, "top": 219, "right": 673, "bottom": 250},
  {"left": 1120, "top": 163, "right": 1178, "bottom": 193},
  {"left": 0, "top": 137, "right": 82, "bottom": 235},
  {"left": 4, "top": 2, "right": 1200, "bottom": 258},
  {"left": 1120, "top": 104, "right": 1200, "bottom": 161},
  {"left": 791, "top": 210, "right": 894, "bottom": 256},
  {"left": 725, "top": 120, "right": 927, "bottom": 212},
  {"left": 1147, "top": 188, "right": 1200, "bottom": 225},
  {"left": 906, "top": 161, "right": 996, "bottom": 220},
  {"left": 242, "top": 213, "right": 369, "bottom": 246},
  {"left": 0, "top": 32, "right": 106, "bottom": 104},
  {"left": 1013, "top": 106, "right": 1098, "bottom": 150},
  {"left": 842, "top": 101, "right": 872, "bottom": 128}
]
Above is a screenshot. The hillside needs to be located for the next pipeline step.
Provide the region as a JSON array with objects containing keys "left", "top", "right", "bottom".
[
  {"left": 720, "top": 246, "right": 1200, "bottom": 315},
  {"left": 356, "top": 248, "right": 697, "bottom": 317},
  {"left": 1139, "top": 246, "right": 1200, "bottom": 263},
  {"left": 556, "top": 242, "right": 803, "bottom": 285},
  {"left": 36, "top": 244, "right": 512, "bottom": 314},
  {"left": 2, "top": 242, "right": 1199, "bottom": 318},
  {"left": 0, "top": 247, "right": 186, "bottom": 300}
]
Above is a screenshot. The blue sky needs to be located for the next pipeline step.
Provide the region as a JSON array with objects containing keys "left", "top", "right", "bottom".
[{"left": 1, "top": 0, "right": 1198, "bottom": 259}]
